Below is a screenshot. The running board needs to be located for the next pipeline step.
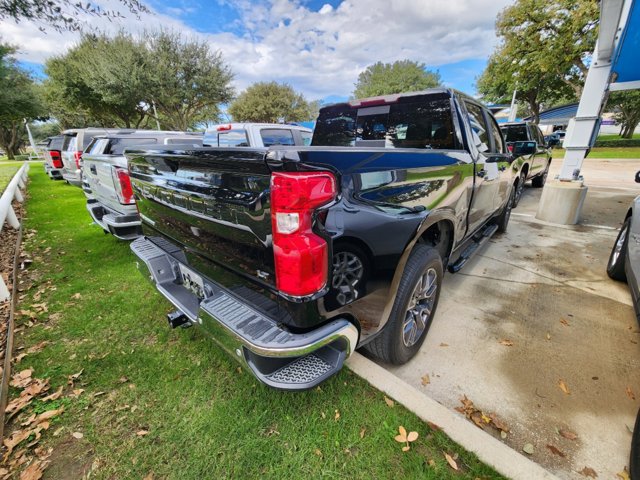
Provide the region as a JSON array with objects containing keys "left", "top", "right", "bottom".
[{"left": 448, "top": 223, "right": 498, "bottom": 273}]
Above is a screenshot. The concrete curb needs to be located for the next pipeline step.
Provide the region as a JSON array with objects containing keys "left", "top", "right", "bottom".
[{"left": 346, "top": 353, "right": 560, "bottom": 480}]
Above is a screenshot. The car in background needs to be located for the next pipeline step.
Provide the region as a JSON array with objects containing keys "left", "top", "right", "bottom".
[
  {"left": 82, "top": 131, "right": 203, "bottom": 240},
  {"left": 203, "top": 123, "right": 312, "bottom": 148},
  {"left": 607, "top": 170, "right": 640, "bottom": 320},
  {"left": 500, "top": 121, "right": 552, "bottom": 207},
  {"left": 43, "top": 135, "right": 65, "bottom": 180},
  {"left": 61, "top": 128, "right": 132, "bottom": 187}
]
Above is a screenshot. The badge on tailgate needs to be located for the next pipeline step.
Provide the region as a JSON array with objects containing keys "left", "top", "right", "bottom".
[{"left": 179, "top": 263, "right": 205, "bottom": 299}]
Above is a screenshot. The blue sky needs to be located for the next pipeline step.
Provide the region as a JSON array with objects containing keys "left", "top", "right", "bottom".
[{"left": 6, "top": 0, "right": 509, "bottom": 103}]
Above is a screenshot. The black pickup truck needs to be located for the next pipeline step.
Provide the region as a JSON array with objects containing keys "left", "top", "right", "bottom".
[{"left": 126, "top": 88, "right": 516, "bottom": 390}]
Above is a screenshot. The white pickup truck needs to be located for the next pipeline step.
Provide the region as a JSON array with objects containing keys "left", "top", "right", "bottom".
[{"left": 203, "top": 123, "right": 312, "bottom": 148}]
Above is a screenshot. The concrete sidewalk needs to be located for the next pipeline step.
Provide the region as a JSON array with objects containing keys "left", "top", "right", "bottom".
[{"left": 376, "top": 160, "right": 640, "bottom": 479}]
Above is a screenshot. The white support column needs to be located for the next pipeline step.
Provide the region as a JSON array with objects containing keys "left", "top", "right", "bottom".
[{"left": 559, "top": 46, "right": 612, "bottom": 180}]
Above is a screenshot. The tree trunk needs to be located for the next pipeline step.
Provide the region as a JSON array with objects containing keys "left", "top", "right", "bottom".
[{"left": 623, "top": 122, "right": 638, "bottom": 139}]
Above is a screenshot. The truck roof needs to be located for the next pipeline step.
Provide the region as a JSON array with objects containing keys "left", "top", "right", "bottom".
[{"left": 206, "top": 123, "right": 312, "bottom": 133}]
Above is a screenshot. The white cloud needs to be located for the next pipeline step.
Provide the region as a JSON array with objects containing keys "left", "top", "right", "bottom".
[{"left": 0, "top": 0, "right": 512, "bottom": 99}]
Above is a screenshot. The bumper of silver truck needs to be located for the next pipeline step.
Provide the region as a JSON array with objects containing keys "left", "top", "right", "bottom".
[
  {"left": 86, "top": 199, "right": 142, "bottom": 240},
  {"left": 130, "top": 236, "right": 358, "bottom": 391}
]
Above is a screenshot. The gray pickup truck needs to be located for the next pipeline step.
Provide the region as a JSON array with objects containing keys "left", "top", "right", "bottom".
[
  {"left": 82, "top": 131, "right": 202, "bottom": 240},
  {"left": 126, "top": 88, "right": 517, "bottom": 390}
]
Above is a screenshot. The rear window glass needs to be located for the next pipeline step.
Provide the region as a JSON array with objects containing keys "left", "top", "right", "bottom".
[
  {"left": 62, "top": 134, "right": 77, "bottom": 151},
  {"left": 87, "top": 138, "right": 109, "bottom": 154},
  {"left": 215, "top": 130, "right": 249, "bottom": 147},
  {"left": 49, "top": 136, "right": 64, "bottom": 150},
  {"left": 107, "top": 138, "right": 157, "bottom": 154},
  {"left": 260, "top": 129, "right": 295, "bottom": 147},
  {"left": 312, "top": 95, "right": 457, "bottom": 150},
  {"left": 501, "top": 125, "right": 529, "bottom": 143}
]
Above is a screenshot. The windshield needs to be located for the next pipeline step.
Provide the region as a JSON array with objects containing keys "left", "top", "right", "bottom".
[{"left": 312, "top": 94, "right": 457, "bottom": 150}]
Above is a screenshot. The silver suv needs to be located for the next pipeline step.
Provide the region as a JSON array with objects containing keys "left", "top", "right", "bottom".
[{"left": 82, "top": 131, "right": 202, "bottom": 240}]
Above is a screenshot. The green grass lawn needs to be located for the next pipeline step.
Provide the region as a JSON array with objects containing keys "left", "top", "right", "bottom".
[
  {"left": 597, "top": 133, "right": 640, "bottom": 141},
  {"left": 554, "top": 146, "right": 640, "bottom": 159},
  {"left": 0, "top": 162, "right": 22, "bottom": 193},
  {"left": 7, "top": 168, "right": 504, "bottom": 479}
]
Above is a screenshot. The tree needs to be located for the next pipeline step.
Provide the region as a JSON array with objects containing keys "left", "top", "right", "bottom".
[
  {"left": 0, "top": 0, "right": 147, "bottom": 32},
  {"left": 353, "top": 60, "right": 441, "bottom": 99},
  {"left": 145, "top": 31, "right": 235, "bottom": 131},
  {"left": 228, "top": 82, "right": 317, "bottom": 123},
  {"left": 0, "top": 42, "right": 45, "bottom": 159},
  {"left": 477, "top": 0, "right": 598, "bottom": 122},
  {"left": 608, "top": 91, "right": 640, "bottom": 139}
]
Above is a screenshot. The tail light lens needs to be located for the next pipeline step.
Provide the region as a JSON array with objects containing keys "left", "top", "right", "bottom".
[
  {"left": 270, "top": 171, "right": 337, "bottom": 297},
  {"left": 112, "top": 167, "right": 135, "bottom": 205},
  {"left": 507, "top": 144, "right": 514, "bottom": 153},
  {"left": 74, "top": 151, "right": 83, "bottom": 169},
  {"left": 50, "top": 150, "right": 63, "bottom": 169}
]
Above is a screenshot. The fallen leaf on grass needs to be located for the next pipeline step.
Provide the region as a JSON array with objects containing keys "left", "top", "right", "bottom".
[
  {"left": 119, "top": 376, "right": 129, "bottom": 383},
  {"left": 546, "top": 332, "right": 551, "bottom": 340},
  {"left": 3, "top": 430, "right": 32, "bottom": 459},
  {"left": 626, "top": 386, "right": 636, "bottom": 400},
  {"left": 421, "top": 375, "right": 430, "bottom": 386},
  {"left": 359, "top": 427, "right": 366, "bottom": 439},
  {"left": 10, "top": 369, "right": 34, "bottom": 388},
  {"left": 143, "top": 474, "right": 154, "bottom": 480},
  {"left": 67, "top": 370, "right": 84, "bottom": 385},
  {"left": 546, "top": 444, "right": 566, "bottom": 457},
  {"left": 522, "top": 443, "right": 535, "bottom": 455},
  {"left": 26, "top": 341, "right": 48, "bottom": 354},
  {"left": 558, "top": 380, "right": 571, "bottom": 395},
  {"left": 70, "top": 389, "right": 84, "bottom": 398},
  {"left": 499, "top": 339, "right": 514, "bottom": 346},
  {"left": 439, "top": 343, "right": 449, "bottom": 347},
  {"left": 41, "top": 386, "right": 63, "bottom": 402},
  {"left": 384, "top": 396, "right": 395, "bottom": 407},
  {"left": 313, "top": 448, "right": 322, "bottom": 457},
  {"left": 560, "top": 318, "right": 571, "bottom": 327},
  {"left": 72, "top": 432, "right": 83, "bottom": 439},
  {"left": 444, "top": 452, "right": 458, "bottom": 470},
  {"left": 71, "top": 293, "right": 81, "bottom": 300},
  {"left": 136, "top": 430, "right": 149, "bottom": 437},
  {"left": 579, "top": 466, "right": 597, "bottom": 478},
  {"left": 19, "top": 459, "right": 49, "bottom": 480},
  {"left": 334, "top": 409, "right": 340, "bottom": 421},
  {"left": 33, "top": 407, "right": 64, "bottom": 426},
  {"left": 560, "top": 429, "right": 578, "bottom": 441},
  {"left": 14, "top": 353, "right": 27, "bottom": 363},
  {"left": 427, "top": 421, "right": 442, "bottom": 432},
  {"left": 394, "top": 426, "right": 418, "bottom": 451}
]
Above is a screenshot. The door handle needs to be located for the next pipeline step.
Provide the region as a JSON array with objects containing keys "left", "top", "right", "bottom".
[
  {"left": 90, "top": 165, "right": 97, "bottom": 175},
  {"left": 476, "top": 169, "right": 486, "bottom": 178}
]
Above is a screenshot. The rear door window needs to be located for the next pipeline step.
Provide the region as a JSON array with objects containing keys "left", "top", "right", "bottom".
[
  {"left": 300, "top": 130, "right": 312, "bottom": 146},
  {"left": 486, "top": 113, "right": 505, "bottom": 154},
  {"left": 260, "top": 129, "right": 295, "bottom": 147},
  {"left": 217, "top": 130, "right": 249, "bottom": 147},
  {"left": 87, "top": 138, "right": 109, "bottom": 154}
]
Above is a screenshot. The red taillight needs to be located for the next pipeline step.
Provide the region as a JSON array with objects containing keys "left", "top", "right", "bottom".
[
  {"left": 74, "top": 151, "right": 82, "bottom": 169},
  {"left": 50, "top": 150, "right": 63, "bottom": 169},
  {"left": 217, "top": 124, "right": 232, "bottom": 131},
  {"left": 112, "top": 167, "right": 135, "bottom": 205},
  {"left": 507, "top": 144, "right": 514, "bottom": 153},
  {"left": 270, "top": 171, "right": 337, "bottom": 297}
]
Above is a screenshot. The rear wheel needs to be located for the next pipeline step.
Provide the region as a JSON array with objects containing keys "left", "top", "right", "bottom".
[
  {"left": 512, "top": 172, "right": 526, "bottom": 208},
  {"left": 496, "top": 186, "right": 515, "bottom": 234},
  {"left": 607, "top": 217, "right": 630, "bottom": 282},
  {"left": 532, "top": 163, "right": 549, "bottom": 188},
  {"left": 365, "top": 244, "right": 442, "bottom": 364}
]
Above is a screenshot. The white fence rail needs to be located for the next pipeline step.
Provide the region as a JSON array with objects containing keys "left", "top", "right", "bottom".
[{"left": 0, "top": 163, "right": 29, "bottom": 301}]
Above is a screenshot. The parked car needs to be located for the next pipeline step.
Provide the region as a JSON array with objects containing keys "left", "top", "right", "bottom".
[
  {"left": 61, "top": 128, "right": 131, "bottom": 187},
  {"left": 500, "top": 121, "right": 552, "bottom": 207},
  {"left": 42, "top": 135, "right": 65, "bottom": 180},
  {"left": 607, "top": 170, "right": 640, "bottom": 319},
  {"left": 82, "top": 131, "right": 203, "bottom": 240},
  {"left": 125, "top": 88, "right": 517, "bottom": 390},
  {"left": 203, "top": 123, "right": 313, "bottom": 147}
]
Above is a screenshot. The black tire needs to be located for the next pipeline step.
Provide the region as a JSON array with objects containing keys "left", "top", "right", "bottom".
[
  {"left": 496, "top": 186, "right": 515, "bottom": 234},
  {"left": 532, "top": 163, "right": 549, "bottom": 188},
  {"left": 365, "top": 244, "right": 442, "bottom": 364},
  {"left": 631, "top": 407, "right": 640, "bottom": 480},
  {"left": 607, "top": 217, "right": 630, "bottom": 282},
  {"left": 512, "top": 171, "right": 526, "bottom": 208},
  {"left": 325, "top": 243, "right": 370, "bottom": 311}
]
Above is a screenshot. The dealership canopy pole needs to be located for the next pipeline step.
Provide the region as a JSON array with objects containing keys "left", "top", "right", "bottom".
[
  {"left": 536, "top": 0, "right": 633, "bottom": 225},
  {"left": 507, "top": 89, "right": 518, "bottom": 123}
]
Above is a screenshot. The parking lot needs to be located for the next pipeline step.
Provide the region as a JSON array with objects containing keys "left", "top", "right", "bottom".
[{"left": 381, "top": 158, "right": 640, "bottom": 479}]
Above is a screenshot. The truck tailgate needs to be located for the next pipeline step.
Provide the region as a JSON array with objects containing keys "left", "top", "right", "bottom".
[{"left": 127, "top": 148, "right": 275, "bottom": 288}]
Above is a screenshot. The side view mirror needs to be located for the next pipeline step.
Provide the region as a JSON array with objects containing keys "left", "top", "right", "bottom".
[{"left": 635, "top": 171, "right": 640, "bottom": 183}]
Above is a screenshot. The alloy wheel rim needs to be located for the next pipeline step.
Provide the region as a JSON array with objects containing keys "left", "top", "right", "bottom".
[
  {"left": 332, "top": 251, "right": 364, "bottom": 305},
  {"left": 402, "top": 267, "right": 438, "bottom": 347},
  {"left": 611, "top": 223, "right": 628, "bottom": 267}
]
